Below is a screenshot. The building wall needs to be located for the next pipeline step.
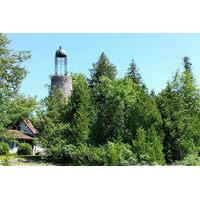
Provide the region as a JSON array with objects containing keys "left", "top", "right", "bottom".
[
  {"left": 9, "top": 144, "right": 18, "bottom": 154},
  {"left": 51, "top": 75, "right": 72, "bottom": 98}
]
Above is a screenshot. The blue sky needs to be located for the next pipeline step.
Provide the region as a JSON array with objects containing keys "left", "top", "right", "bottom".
[{"left": 7, "top": 33, "right": 200, "bottom": 100}]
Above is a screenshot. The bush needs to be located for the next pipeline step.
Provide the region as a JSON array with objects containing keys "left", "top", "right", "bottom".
[
  {"left": 2, "top": 156, "right": 11, "bottom": 166},
  {"left": 48, "top": 144, "right": 76, "bottom": 164},
  {"left": 104, "top": 142, "right": 137, "bottom": 166},
  {"left": 71, "top": 144, "right": 106, "bottom": 166},
  {"left": 45, "top": 142, "right": 138, "bottom": 166},
  {"left": 69, "top": 143, "right": 137, "bottom": 166},
  {"left": 17, "top": 143, "right": 32, "bottom": 155},
  {"left": 176, "top": 154, "right": 200, "bottom": 166},
  {"left": 0, "top": 142, "right": 9, "bottom": 155}
]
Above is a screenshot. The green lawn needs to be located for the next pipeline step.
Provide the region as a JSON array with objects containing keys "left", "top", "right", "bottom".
[{"left": 0, "top": 155, "right": 55, "bottom": 166}]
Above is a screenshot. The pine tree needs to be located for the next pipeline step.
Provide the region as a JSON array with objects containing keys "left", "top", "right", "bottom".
[
  {"left": 90, "top": 77, "right": 137, "bottom": 145},
  {"left": 69, "top": 74, "right": 94, "bottom": 144},
  {"left": 126, "top": 59, "right": 146, "bottom": 89},
  {"left": 127, "top": 60, "right": 141, "bottom": 84},
  {"left": 183, "top": 56, "right": 192, "bottom": 72},
  {"left": 181, "top": 57, "right": 200, "bottom": 113},
  {"left": 89, "top": 52, "right": 117, "bottom": 87},
  {"left": 157, "top": 57, "right": 200, "bottom": 163}
]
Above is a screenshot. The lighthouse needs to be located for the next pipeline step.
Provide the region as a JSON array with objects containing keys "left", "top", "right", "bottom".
[{"left": 50, "top": 46, "right": 72, "bottom": 98}]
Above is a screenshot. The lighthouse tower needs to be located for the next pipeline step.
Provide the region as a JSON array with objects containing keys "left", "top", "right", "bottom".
[{"left": 51, "top": 46, "right": 72, "bottom": 98}]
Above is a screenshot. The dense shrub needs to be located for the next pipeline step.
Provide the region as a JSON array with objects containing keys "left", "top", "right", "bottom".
[
  {"left": 47, "top": 144, "right": 106, "bottom": 165},
  {"left": 176, "top": 154, "right": 200, "bottom": 166},
  {"left": 17, "top": 143, "right": 32, "bottom": 155},
  {"left": 104, "top": 142, "right": 137, "bottom": 166},
  {"left": 71, "top": 144, "right": 106, "bottom": 165},
  {"left": 46, "top": 143, "right": 138, "bottom": 166},
  {"left": 47, "top": 144, "right": 76, "bottom": 164},
  {"left": 0, "top": 142, "right": 9, "bottom": 155}
]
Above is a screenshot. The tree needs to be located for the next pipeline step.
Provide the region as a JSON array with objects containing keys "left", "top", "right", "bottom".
[
  {"left": 5, "top": 95, "right": 37, "bottom": 129},
  {"left": 126, "top": 62, "right": 165, "bottom": 164},
  {"left": 125, "top": 74, "right": 163, "bottom": 144},
  {"left": 89, "top": 52, "right": 117, "bottom": 87},
  {"left": 126, "top": 59, "right": 144, "bottom": 88},
  {"left": 133, "top": 127, "right": 164, "bottom": 165},
  {"left": 104, "top": 142, "right": 137, "bottom": 166},
  {"left": 181, "top": 57, "right": 200, "bottom": 113},
  {"left": 157, "top": 58, "right": 200, "bottom": 163},
  {"left": 38, "top": 74, "right": 95, "bottom": 163},
  {"left": 183, "top": 56, "right": 192, "bottom": 72},
  {"left": 0, "top": 34, "right": 31, "bottom": 98},
  {"left": 0, "top": 33, "right": 31, "bottom": 132},
  {"left": 90, "top": 77, "right": 137, "bottom": 145},
  {"left": 68, "top": 74, "right": 95, "bottom": 145},
  {"left": 36, "top": 89, "right": 71, "bottom": 159}
]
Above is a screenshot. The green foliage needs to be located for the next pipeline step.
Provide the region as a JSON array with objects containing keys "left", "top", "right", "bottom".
[
  {"left": 133, "top": 128, "right": 164, "bottom": 165},
  {"left": 89, "top": 52, "right": 117, "bottom": 87},
  {"left": 0, "top": 34, "right": 30, "bottom": 98},
  {"left": 45, "top": 142, "right": 137, "bottom": 166},
  {"left": 126, "top": 59, "right": 146, "bottom": 90},
  {"left": 29, "top": 50, "right": 200, "bottom": 166},
  {"left": 104, "top": 142, "right": 137, "bottom": 166},
  {"left": 0, "top": 142, "right": 9, "bottom": 155},
  {"left": 17, "top": 143, "right": 32, "bottom": 155},
  {"left": 176, "top": 154, "right": 200, "bottom": 166},
  {"left": 69, "top": 74, "right": 95, "bottom": 144},
  {"left": 0, "top": 33, "right": 31, "bottom": 131},
  {"left": 157, "top": 57, "right": 200, "bottom": 163},
  {"left": 46, "top": 143, "right": 75, "bottom": 164},
  {"left": 45, "top": 143, "right": 105, "bottom": 165},
  {"left": 70, "top": 144, "right": 106, "bottom": 165},
  {"left": 36, "top": 89, "right": 71, "bottom": 151},
  {"left": 91, "top": 77, "right": 138, "bottom": 145},
  {"left": 5, "top": 95, "right": 38, "bottom": 128},
  {"left": 38, "top": 74, "right": 94, "bottom": 150},
  {"left": 2, "top": 155, "right": 11, "bottom": 166}
]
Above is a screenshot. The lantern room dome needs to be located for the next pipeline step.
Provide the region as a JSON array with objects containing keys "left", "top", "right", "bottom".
[{"left": 55, "top": 46, "right": 67, "bottom": 57}]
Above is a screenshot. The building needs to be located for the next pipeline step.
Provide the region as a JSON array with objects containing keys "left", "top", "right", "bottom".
[
  {"left": 1, "top": 119, "right": 39, "bottom": 154},
  {"left": 51, "top": 46, "right": 72, "bottom": 98},
  {"left": 5, "top": 129, "right": 34, "bottom": 154},
  {"left": 18, "top": 119, "right": 37, "bottom": 137}
]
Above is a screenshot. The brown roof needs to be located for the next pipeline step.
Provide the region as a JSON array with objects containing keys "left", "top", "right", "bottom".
[
  {"left": 6, "top": 130, "right": 34, "bottom": 141},
  {"left": 21, "top": 119, "right": 37, "bottom": 135}
]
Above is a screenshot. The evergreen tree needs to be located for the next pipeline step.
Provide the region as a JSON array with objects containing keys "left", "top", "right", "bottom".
[
  {"left": 133, "top": 127, "right": 164, "bottom": 165},
  {"left": 150, "top": 89, "right": 156, "bottom": 98},
  {"left": 127, "top": 60, "right": 142, "bottom": 85},
  {"left": 126, "top": 76, "right": 163, "bottom": 144},
  {"left": 183, "top": 56, "right": 192, "bottom": 72},
  {"left": 90, "top": 77, "right": 137, "bottom": 145},
  {"left": 37, "top": 90, "right": 70, "bottom": 151},
  {"left": 181, "top": 57, "right": 200, "bottom": 113},
  {"left": 38, "top": 74, "right": 95, "bottom": 162},
  {"left": 89, "top": 52, "right": 117, "bottom": 87},
  {"left": 157, "top": 58, "right": 200, "bottom": 163},
  {"left": 69, "top": 74, "right": 95, "bottom": 144}
]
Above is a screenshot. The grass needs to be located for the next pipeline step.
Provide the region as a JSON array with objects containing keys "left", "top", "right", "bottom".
[{"left": 0, "top": 155, "right": 55, "bottom": 166}]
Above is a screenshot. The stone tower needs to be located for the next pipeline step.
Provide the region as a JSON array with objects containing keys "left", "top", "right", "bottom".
[{"left": 51, "top": 46, "right": 72, "bottom": 98}]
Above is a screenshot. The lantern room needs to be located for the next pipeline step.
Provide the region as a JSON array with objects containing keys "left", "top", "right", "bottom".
[{"left": 55, "top": 46, "right": 67, "bottom": 75}]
